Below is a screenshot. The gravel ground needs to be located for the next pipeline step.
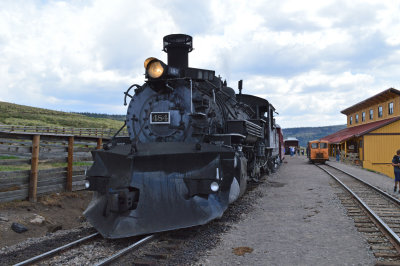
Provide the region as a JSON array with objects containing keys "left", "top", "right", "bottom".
[
  {"left": 195, "top": 155, "right": 376, "bottom": 265},
  {"left": 116, "top": 179, "right": 264, "bottom": 265},
  {"left": 0, "top": 225, "right": 96, "bottom": 265}
]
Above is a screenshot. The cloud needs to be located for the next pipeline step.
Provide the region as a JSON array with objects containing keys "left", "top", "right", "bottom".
[{"left": 1, "top": 0, "right": 400, "bottom": 128}]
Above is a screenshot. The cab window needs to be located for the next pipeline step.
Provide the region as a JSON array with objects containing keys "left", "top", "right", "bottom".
[
  {"left": 311, "top": 143, "right": 318, "bottom": 149},
  {"left": 320, "top": 142, "right": 328, "bottom": 149}
]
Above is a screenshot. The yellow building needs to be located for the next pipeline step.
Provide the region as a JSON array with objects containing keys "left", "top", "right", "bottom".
[{"left": 322, "top": 88, "right": 400, "bottom": 178}]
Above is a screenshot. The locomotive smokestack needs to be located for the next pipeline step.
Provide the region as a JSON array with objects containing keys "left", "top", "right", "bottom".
[{"left": 163, "top": 34, "right": 193, "bottom": 69}]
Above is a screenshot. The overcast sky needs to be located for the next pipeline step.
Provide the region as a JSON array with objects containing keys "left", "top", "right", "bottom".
[{"left": 1, "top": 0, "right": 400, "bottom": 128}]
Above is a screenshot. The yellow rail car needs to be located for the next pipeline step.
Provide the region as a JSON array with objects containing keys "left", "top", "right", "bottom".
[{"left": 307, "top": 140, "right": 329, "bottom": 164}]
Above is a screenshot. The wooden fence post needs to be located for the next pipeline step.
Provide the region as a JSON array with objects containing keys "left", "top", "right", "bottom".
[
  {"left": 97, "top": 138, "right": 102, "bottom": 149},
  {"left": 29, "top": 135, "right": 40, "bottom": 202},
  {"left": 67, "top": 136, "right": 74, "bottom": 191}
]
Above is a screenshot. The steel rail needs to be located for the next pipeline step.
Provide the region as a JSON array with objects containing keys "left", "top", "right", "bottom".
[
  {"left": 316, "top": 165, "right": 400, "bottom": 251},
  {"left": 13, "top": 232, "right": 100, "bottom": 266},
  {"left": 95, "top": 234, "right": 155, "bottom": 266},
  {"left": 326, "top": 162, "right": 400, "bottom": 206}
]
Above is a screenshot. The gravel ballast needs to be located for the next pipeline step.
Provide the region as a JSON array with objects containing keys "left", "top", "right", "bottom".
[{"left": 196, "top": 156, "right": 375, "bottom": 265}]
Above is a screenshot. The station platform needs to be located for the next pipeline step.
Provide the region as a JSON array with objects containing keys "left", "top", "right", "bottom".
[{"left": 196, "top": 155, "right": 376, "bottom": 265}]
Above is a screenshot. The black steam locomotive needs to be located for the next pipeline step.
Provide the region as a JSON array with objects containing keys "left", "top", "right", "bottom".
[{"left": 84, "top": 34, "right": 283, "bottom": 238}]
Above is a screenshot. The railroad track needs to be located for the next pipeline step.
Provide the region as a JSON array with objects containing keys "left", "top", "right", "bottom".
[
  {"left": 13, "top": 233, "right": 155, "bottom": 265},
  {"left": 317, "top": 163, "right": 400, "bottom": 264}
]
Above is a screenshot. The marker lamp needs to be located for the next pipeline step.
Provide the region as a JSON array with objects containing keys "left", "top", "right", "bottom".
[{"left": 210, "top": 182, "right": 219, "bottom": 192}]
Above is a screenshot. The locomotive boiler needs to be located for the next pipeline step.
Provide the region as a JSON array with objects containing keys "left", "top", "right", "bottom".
[{"left": 84, "top": 34, "right": 281, "bottom": 238}]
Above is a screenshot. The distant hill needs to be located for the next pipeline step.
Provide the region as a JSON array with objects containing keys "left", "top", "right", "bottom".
[
  {"left": 0, "top": 101, "right": 124, "bottom": 130},
  {"left": 282, "top": 125, "right": 346, "bottom": 147},
  {"left": 75, "top": 112, "right": 125, "bottom": 121}
]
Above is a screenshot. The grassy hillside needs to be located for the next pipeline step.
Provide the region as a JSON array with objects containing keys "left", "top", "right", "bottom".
[
  {"left": 283, "top": 125, "right": 346, "bottom": 147},
  {"left": 76, "top": 112, "right": 125, "bottom": 121},
  {"left": 0, "top": 101, "right": 124, "bottom": 130}
]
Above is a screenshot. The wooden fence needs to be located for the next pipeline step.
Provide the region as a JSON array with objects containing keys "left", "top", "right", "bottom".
[
  {"left": 0, "top": 125, "right": 128, "bottom": 137},
  {"left": 0, "top": 131, "right": 110, "bottom": 202}
]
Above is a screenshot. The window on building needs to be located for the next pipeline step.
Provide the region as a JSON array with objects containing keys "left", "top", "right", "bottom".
[
  {"left": 362, "top": 112, "right": 365, "bottom": 122},
  {"left": 355, "top": 114, "right": 359, "bottom": 123},
  {"left": 369, "top": 109, "right": 373, "bottom": 120},
  {"left": 350, "top": 116, "right": 353, "bottom": 125},
  {"left": 389, "top": 102, "right": 394, "bottom": 115},
  {"left": 378, "top": 106, "right": 383, "bottom": 117}
]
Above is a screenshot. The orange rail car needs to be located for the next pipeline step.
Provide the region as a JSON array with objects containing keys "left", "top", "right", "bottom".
[{"left": 307, "top": 140, "right": 329, "bottom": 164}]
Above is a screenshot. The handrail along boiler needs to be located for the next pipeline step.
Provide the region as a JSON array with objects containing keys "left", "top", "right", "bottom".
[{"left": 83, "top": 34, "right": 283, "bottom": 238}]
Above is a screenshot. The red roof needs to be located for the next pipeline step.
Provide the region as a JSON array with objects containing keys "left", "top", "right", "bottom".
[{"left": 321, "top": 117, "right": 400, "bottom": 144}]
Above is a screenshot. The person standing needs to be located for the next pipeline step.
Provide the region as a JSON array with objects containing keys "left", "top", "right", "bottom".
[
  {"left": 392, "top": 149, "right": 400, "bottom": 192},
  {"left": 336, "top": 147, "right": 340, "bottom": 162}
]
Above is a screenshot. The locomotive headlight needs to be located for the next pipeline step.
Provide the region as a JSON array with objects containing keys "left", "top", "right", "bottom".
[
  {"left": 84, "top": 180, "right": 90, "bottom": 189},
  {"left": 148, "top": 61, "right": 164, "bottom": 78},
  {"left": 145, "top": 57, "right": 166, "bottom": 79}
]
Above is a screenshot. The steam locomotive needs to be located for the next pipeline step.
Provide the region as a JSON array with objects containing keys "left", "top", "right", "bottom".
[{"left": 84, "top": 34, "right": 283, "bottom": 238}]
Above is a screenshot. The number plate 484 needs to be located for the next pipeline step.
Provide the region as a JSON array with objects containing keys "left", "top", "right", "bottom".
[{"left": 150, "top": 112, "right": 170, "bottom": 124}]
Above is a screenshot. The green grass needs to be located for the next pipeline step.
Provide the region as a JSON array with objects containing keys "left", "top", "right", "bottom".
[
  {"left": 0, "top": 101, "right": 124, "bottom": 130},
  {"left": 0, "top": 161, "right": 93, "bottom": 172},
  {"left": 0, "top": 155, "right": 20, "bottom": 160},
  {"left": 0, "top": 165, "right": 29, "bottom": 172},
  {"left": 49, "top": 161, "right": 93, "bottom": 168}
]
